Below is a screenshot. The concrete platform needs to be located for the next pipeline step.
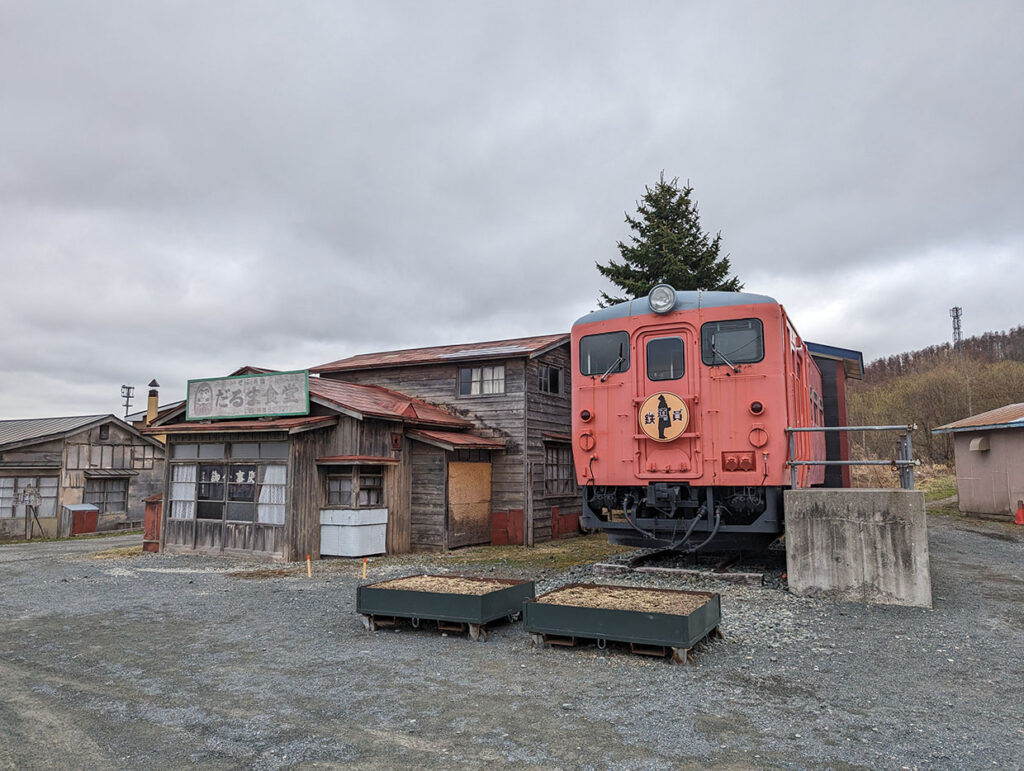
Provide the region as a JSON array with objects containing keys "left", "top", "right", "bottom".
[{"left": 784, "top": 489, "right": 932, "bottom": 608}]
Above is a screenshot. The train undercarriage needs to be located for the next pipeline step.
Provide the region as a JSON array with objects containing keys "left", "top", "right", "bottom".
[{"left": 582, "top": 482, "right": 784, "bottom": 551}]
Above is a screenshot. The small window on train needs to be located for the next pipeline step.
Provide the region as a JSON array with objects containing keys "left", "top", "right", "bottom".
[
  {"left": 579, "top": 332, "right": 630, "bottom": 377},
  {"left": 646, "top": 338, "right": 684, "bottom": 381},
  {"left": 700, "top": 319, "right": 764, "bottom": 366}
]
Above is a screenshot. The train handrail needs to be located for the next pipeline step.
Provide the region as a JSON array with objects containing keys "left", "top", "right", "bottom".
[{"left": 786, "top": 424, "right": 920, "bottom": 490}]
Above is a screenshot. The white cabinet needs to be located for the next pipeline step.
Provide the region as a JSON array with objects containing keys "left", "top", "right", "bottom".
[{"left": 319, "top": 508, "right": 387, "bottom": 557}]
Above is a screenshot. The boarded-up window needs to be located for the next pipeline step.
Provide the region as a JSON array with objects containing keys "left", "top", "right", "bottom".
[{"left": 544, "top": 445, "right": 575, "bottom": 495}]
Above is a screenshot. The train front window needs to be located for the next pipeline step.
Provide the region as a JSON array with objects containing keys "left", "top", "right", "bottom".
[
  {"left": 579, "top": 331, "right": 630, "bottom": 377},
  {"left": 646, "top": 337, "right": 684, "bottom": 381},
  {"left": 700, "top": 319, "right": 764, "bottom": 366}
]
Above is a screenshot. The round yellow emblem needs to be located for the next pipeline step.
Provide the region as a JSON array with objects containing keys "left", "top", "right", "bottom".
[{"left": 639, "top": 392, "right": 689, "bottom": 442}]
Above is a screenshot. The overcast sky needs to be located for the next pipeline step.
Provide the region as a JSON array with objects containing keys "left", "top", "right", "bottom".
[{"left": 2, "top": 1, "right": 1021, "bottom": 418}]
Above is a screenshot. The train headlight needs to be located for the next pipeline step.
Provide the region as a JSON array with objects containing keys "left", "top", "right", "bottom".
[{"left": 648, "top": 284, "right": 676, "bottom": 314}]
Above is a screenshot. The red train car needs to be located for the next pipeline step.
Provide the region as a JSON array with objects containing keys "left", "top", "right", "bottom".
[{"left": 572, "top": 285, "right": 826, "bottom": 551}]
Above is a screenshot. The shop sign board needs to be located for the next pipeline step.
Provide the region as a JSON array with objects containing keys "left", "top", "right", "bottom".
[{"left": 186, "top": 370, "right": 310, "bottom": 421}]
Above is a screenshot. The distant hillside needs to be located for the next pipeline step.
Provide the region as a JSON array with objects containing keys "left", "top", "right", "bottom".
[
  {"left": 864, "top": 325, "right": 1024, "bottom": 382},
  {"left": 850, "top": 326, "right": 1024, "bottom": 464}
]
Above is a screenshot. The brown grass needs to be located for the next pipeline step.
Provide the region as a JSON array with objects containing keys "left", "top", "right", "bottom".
[
  {"left": 229, "top": 566, "right": 303, "bottom": 580},
  {"left": 90, "top": 545, "right": 143, "bottom": 560}
]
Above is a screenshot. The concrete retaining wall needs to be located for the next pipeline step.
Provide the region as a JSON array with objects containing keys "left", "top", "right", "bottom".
[{"left": 784, "top": 489, "right": 932, "bottom": 608}]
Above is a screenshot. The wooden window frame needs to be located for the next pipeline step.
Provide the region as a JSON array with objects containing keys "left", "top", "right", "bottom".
[
  {"left": 325, "top": 466, "right": 385, "bottom": 509},
  {"left": 457, "top": 365, "right": 505, "bottom": 396},
  {"left": 84, "top": 477, "right": 129, "bottom": 514},
  {"left": 543, "top": 444, "right": 575, "bottom": 496},
  {"left": 538, "top": 363, "right": 562, "bottom": 395}
]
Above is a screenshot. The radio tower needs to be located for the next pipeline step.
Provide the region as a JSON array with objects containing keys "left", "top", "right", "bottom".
[{"left": 950, "top": 306, "right": 963, "bottom": 354}]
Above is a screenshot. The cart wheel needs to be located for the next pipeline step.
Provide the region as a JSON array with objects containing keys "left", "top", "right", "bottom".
[
  {"left": 530, "top": 633, "right": 544, "bottom": 648},
  {"left": 507, "top": 611, "right": 521, "bottom": 624},
  {"left": 596, "top": 638, "right": 608, "bottom": 652},
  {"left": 411, "top": 617, "right": 420, "bottom": 629},
  {"left": 360, "top": 614, "right": 376, "bottom": 632},
  {"left": 468, "top": 623, "right": 487, "bottom": 642}
]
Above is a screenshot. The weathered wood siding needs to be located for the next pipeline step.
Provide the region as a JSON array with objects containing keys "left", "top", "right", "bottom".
[
  {"left": 316, "top": 414, "right": 410, "bottom": 555},
  {"left": 286, "top": 429, "right": 331, "bottom": 562},
  {"left": 0, "top": 423, "right": 165, "bottom": 541},
  {"left": 325, "top": 358, "right": 527, "bottom": 525},
  {"left": 525, "top": 346, "right": 580, "bottom": 543},
  {"left": 162, "top": 430, "right": 287, "bottom": 560},
  {"left": 409, "top": 441, "right": 446, "bottom": 550}
]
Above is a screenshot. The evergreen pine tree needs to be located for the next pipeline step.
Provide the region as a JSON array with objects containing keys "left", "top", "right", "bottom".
[{"left": 597, "top": 173, "right": 742, "bottom": 306}]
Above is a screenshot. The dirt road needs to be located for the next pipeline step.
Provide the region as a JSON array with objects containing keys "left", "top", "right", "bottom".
[{"left": 1, "top": 518, "right": 1021, "bottom": 769}]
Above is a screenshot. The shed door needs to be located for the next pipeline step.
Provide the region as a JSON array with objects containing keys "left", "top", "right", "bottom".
[{"left": 447, "top": 461, "right": 491, "bottom": 548}]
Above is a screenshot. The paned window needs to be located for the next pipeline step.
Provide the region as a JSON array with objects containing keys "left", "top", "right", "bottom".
[
  {"left": 579, "top": 332, "right": 630, "bottom": 376},
  {"left": 646, "top": 337, "right": 685, "bottom": 381},
  {"left": 170, "top": 462, "right": 286, "bottom": 524},
  {"left": 0, "top": 477, "right": 58, "bottom": 518},
  {"left": 326, "top": 466, "right": 385, "bottom": 508},
  {"left": 700, "top": 319, "right": 765, "bottom": 366},
  {"left": 84, "top": 478, "right": 128, "bottom": 514},
  {"left": 458, "top": 365, "right": 505, "bottom": 396},
  {"left": 544, "top": 445, "right": 575, "bottom": 495},
  {"left": 538, "top": 363, "right": 561, "bottom": 394}
]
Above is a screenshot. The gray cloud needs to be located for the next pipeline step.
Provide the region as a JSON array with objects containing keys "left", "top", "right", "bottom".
[{"left": 1, "top": 1, "right": 1022, "bottom": 416}]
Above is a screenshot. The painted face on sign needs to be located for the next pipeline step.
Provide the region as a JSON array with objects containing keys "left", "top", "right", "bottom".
[
  {"left": 193, "top": 383, "right": 213, "bottom": 416},
  {"left": 639, "top": 392, "right": 689, "bottom": 442}
]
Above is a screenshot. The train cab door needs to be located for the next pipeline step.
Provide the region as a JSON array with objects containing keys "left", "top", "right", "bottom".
[{"left": 634, "top": 328, "right": 701, "bottom": 479}]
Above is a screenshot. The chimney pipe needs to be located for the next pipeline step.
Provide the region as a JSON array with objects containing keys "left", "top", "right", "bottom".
[{"left": 146, "top": 379, "right": 160, "bottom": 426}]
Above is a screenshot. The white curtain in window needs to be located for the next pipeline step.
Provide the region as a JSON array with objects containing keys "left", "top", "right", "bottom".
[
  {"left": 257, "top": 465, "right": 287, "bottom": 524},
  {"left": 170, "top": 464, "right": 197, "bottom": 520}
]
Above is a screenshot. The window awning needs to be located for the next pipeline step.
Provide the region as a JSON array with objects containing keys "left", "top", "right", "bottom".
[
  {"left": 315, "top": 455, "right": 400, "bottom": 466},
  {"left": 84, "top": 469, "right": 139, "bottom": 478},
  {"left": 406, "top": 430, "right": 506, "bottom": 452}
]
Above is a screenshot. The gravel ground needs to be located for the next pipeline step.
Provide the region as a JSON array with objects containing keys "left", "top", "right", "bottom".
[{"left": 1, "top": 515, "right": 1022, "bottom": 770}]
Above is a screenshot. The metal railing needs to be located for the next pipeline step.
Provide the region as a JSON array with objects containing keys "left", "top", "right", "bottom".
[{"left": 786, "top": 424, "right": 920, "bottom": 490}]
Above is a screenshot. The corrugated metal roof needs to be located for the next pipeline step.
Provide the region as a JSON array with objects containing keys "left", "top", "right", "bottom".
[
  {"left": 406, "top": 429, "right": 506, "bottom": 451},
  {"left": 932, "top": 403, "right": 1024, "bottom": 434},
  {"left": 0, "top": 415, "right": 108, "bottom": 449},
  {"left": 309, "top": 378, "right": 471, "bottom": 428},
  {"left": 311, "top": 334, "right": 569, "bottom": 374}
]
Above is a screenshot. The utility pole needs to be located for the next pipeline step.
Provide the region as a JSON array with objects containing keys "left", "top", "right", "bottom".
[{"left": 120, "top": 385, "right": 135, "bottom": 417}]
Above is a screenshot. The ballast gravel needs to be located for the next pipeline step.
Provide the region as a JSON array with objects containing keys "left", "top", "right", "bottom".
[{"left": 1, "top": 514, "right": 1022, "bottom": 770}]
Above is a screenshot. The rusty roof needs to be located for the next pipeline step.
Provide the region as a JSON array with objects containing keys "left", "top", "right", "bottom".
[
  {"left": 309, "top": 379, "right": 471, "bottom": 428},
  {"left": 932, "top": 403, "right": 1024, "bottom": 434},
  {"left": 406, "top": 429, "right": 506, "bottom": 451},
  {"left": 311, "top": 333, "right": 569, "bottom": 374},
  {"left": 147, "top": 415, "right": 338, "bottom": 435},
  {"left": 150, "top": 375, "right": 470, "bottom": 431}
]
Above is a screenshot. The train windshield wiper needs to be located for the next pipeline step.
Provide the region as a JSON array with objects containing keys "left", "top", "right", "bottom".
[
  {"left": 599, "top": 343, "right": 625, "bottom": 382},
  {"left": 711, "top": 335, "right": 741, "bottom": 373}
]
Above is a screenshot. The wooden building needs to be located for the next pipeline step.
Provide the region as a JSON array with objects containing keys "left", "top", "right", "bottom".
[
  {"left": 0, "top": 415, "right": 166, "bottom": 541},
  {"left": 149, "top": 368, "right": 506, "bottom": 561},
  {"left": 933, "top": 403, "right": 1024, "bottom": 520},
  {"left": 312, "top": 334, "right": 580, "bottom": 546}
]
